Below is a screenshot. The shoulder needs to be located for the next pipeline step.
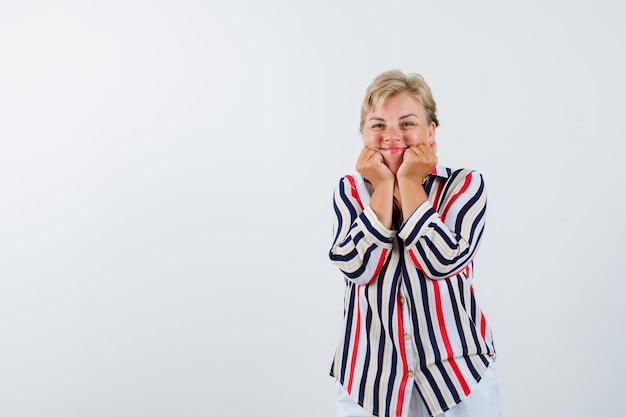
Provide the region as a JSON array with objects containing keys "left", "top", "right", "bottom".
[
  {"left": 335, "top": 174, "right": 370, "bottom": 210},
  {"left": 438, "top": 166, "right": 486, "bottom": 197},
  {"left": 335, "top": 173, "right": 368, "bottom": 192},
  {"left": 431, "top": 165, "right": 482, "bottom": 179},
  {"left": 445, "top": 167, "right": 485, "bottom": 184}
]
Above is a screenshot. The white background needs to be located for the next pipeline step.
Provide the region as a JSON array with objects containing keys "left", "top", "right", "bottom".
[{"left": 1, "top": 1, "right": 624, "bottom": 416}]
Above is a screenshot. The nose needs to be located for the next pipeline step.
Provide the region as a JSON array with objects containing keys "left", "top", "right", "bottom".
[{"left": 383, "top": 127, "right": 402, "bottom": 142}]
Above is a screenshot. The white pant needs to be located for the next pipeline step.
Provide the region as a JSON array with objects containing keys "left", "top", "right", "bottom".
[{"left": 337, "top": 363, "right": 502, "bottom": 417}]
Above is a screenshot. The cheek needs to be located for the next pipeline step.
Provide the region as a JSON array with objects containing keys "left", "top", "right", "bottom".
[
  {"left": 362, "top": 133, "right": 379, "bottom": 147},
  {"left": 403, "top": 131, "right": 421, "bottom": 146},
  {"left": 415, "top": 128, "right": 434, "bottom": 145}
]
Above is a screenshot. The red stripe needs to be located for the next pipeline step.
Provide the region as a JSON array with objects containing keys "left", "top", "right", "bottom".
[
  {"left": 345, "top": 175, "right": 364, "bottom": 210},
  {"left": 395, "top": 293, "right": 409, "bottom": 417},
  {"left": 441, "top": 173, "right": 472, "bottom": 221},
  {"left": 432, "top": 180, "right": 446, "bottom": 211},
  {"left": 480, "top": 313, "right": 487, "bottom": 340},
  {"left": 367, "top": 248, "right": 389, "bottom": 284},
  {"left": 408, "top": 248, "right": 423, "bottom": 271},
  {"left": 344, "top": 175, "right": 383, "bottom": 389},
  {"left": 449, "top": 359, "right": 471, "bottom": 396},
  {"left": 346, "top": 286, "right": 361, "bottom": 393},
  {"left": 470, "top": 287, "right": 489, "bottom": 343},
  {"left": 432, "top": 280, "right": 470, "bottom": 395}
]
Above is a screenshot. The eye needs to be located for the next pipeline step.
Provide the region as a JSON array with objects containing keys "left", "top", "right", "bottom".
[
  {"left": 402, "top": 121, "right": 415, "bottom": 128},
  {"left": 371, "top": 123, "right": 385, "bottom": 129}
]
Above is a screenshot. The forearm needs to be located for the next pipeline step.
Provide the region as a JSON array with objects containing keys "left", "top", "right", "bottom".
[
  {"left": 397, "top": 176, "right": 428, "bottom": 222},
  {"left": 367, "top": 179, "right": 394, "bottom": 229}
]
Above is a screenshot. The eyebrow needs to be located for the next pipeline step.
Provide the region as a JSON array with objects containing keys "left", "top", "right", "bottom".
[{"left": 368, "top": 114, "right": 419, "bottom": 121}]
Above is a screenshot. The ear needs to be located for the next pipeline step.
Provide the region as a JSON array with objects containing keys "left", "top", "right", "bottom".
[{"left": 428, "top": 122, "right": 437, "bottom": 150}]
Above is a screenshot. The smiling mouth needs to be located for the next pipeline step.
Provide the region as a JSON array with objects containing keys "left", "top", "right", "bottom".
[{"left": 381, "top": 146, "right": 407, "bottom": 155}]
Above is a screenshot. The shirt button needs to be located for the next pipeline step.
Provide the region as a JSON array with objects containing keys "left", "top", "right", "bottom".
[
  {"left": 400, "top": 297, "right": 406, "bottom": 304},
  {"left": 403, "top": 333, "right": 411, "bottom": 341},
  {"left": 408, "top": 370, "right": 415, "bottom": 377}
]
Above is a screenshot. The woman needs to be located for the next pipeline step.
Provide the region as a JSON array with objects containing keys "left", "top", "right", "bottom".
[{"left": 329, "top": 69, "right": 501, "bottom": 417}]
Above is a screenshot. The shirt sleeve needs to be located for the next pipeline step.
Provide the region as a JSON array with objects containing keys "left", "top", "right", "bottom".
[
  {"left": 329, "top": 176, "right": 395, "bottom": 285},
  {"left": 398, "top": 170, "right": 487, "bottom": 280}
]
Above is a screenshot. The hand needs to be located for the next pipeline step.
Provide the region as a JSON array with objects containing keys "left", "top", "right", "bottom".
[
  {"left": 356, "top": 147, "right": 394, "bottom": 188},
  {"left": 397, "top": 143, "right": 437, "bottom": 183}
]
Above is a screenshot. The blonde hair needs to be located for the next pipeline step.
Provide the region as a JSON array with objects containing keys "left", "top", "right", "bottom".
[{"left": 359, "top": 69, "right": 439, "bottom": 132}]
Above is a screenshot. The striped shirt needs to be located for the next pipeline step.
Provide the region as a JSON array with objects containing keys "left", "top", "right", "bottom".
[{"left": 329, "top": 165, "right": 496, "bottom": 417}]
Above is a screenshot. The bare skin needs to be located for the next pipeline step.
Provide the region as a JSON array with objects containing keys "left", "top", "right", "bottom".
[{"left": 356, "top": 92, "right": 437, "bottom": 229}]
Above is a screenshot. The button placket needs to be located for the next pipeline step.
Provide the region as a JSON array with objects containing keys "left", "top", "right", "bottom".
[{"left": 399, "top": 289, "right": 417, "bottom": 380}]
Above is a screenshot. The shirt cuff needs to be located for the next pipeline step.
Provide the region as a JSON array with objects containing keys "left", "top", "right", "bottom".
[
  {"left": 397, "top": 201, "right": 439, "bottom": 246},
  {"left": 356, "top": 205, "right": 396, "bottom": 247}
]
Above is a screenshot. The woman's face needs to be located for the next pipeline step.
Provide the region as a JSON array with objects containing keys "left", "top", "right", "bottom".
[{"left": 362, "top": 92, "right": 437, "bottom": 174}]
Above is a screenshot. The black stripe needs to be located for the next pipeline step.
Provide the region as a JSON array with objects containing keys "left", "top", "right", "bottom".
[
  {"left": 446, "top": 277, "right": 469, "bottom": 357},
  {"left": 372, "top": 335, "right": 384, "bottom": 416},
  {"left": 422, "top": 367, "right": 448, "bottom": 411},
  {"left": 418, "top": 272, "right": 442, "bottom": 363},
  {"left": 438, "top": 169, "right": 465, "bottom": 211},
  {"left": 434, "top": 361, "right": 461, "bottom": 404},
  {"left": 340, "top": 282, "right": 356, "bottom": 381},
  {"left": 371, "top": 259, "right": 389, "bottom": 416},
  {"left": 463, "top": 355, "right": 481, "bottom": 381},
  {"left": 360, "top": 211, "right": 393, "bottom": 243},
  {"left": 332, "top": 199, "right": 345, "bottom": 245},
  {"left": 423, "top": 175, "right": 435, "bottom": 195},
  {"left": 431, "top": 224, "right": 462, "bottom": 249},
  {"left": 331, "top": 179, "right": 361, "bottom": 250},
  {"left": 470, "top": 288, "right": 477, "bottom": 319},
  {"left": 339, "top": 178, "right": 358, "bottom": 218},
  {"left": 466, "top": 292, "right": 482, "bottom": 356},
  {"left": 402, "top": 247, "right": 427, "bottom": 369},
  {"left": 330, "top": 244, "right": 379, "bottom": 280},
  {"left": 384, "top": 347, "right": 397, "bottom": 416},
  {"left": 358, "top": 285, "right": 373, "bottom": 404},
  {"left": 479, "top": 354, "right": 490, "bottom": 367},
  {"left": 384, "top": 268, "right": 401, "bottom": 415},
  {"left": 404, "top": 207, "right": 438, "bottom": 243},
  {"left": 415, "top": 232, "right": 477, "bottom": 278},
  {"left": 453, "top": 175, "right": 485, "bottom": 236}
]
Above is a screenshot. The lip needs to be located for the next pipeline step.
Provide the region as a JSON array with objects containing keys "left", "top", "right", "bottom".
[{"left": 381, "top": 146, "right": 407, "bottom": 155}]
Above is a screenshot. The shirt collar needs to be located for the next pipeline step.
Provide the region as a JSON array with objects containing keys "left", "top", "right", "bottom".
[{"left": 428, "top": 165, "right": 450, "bottom": 179}]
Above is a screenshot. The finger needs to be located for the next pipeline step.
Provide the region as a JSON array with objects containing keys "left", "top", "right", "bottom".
[
  {"left": 407, "top": 146, "right": 422, "bottom": 157},
  {"left": 414, "top": 143, "right": 434, "bottom": 156},
  {"left": 358, "top": 148, "right": 382, "bottom": 166},
  {"left": 367, "top": 149, "right": 383, "bottom": 162},
  {"left": 361, "top": 147, "right": 376, "bottom": 157},
  {"left": 359, "top": 148, "right": 376, "bottom": 162}
]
